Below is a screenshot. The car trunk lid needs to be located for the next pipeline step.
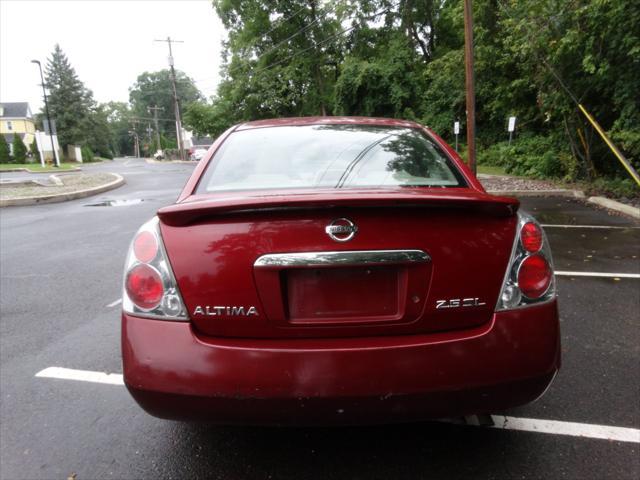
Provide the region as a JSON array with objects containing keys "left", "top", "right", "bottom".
[{"left": 158, "top": 189, "right": 518, "bottom": 339}]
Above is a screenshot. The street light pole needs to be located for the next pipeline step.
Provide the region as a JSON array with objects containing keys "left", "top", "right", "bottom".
[{"left": 31, "top": 60, "right": 59, "bottom": 167}]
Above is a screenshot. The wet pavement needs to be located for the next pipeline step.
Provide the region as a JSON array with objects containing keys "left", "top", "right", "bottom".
[
  {"left": 1, "top": 161, "right": 638, "bottom": 479},
  {"left": 520, "top": 196, "right": 639, "bottom": 227}
]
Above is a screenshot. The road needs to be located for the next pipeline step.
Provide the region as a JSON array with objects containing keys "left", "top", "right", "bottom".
[{"left": 1, "top": 158, "right": 639, "bottom": 479}]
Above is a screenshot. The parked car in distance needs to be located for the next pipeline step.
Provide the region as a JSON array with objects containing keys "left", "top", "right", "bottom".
[
  {"left": 121, "top": 116, "right": 560, "bottom": 425},
  {"left": 189, "top": 147, "right": 208, "bottom": 161}
]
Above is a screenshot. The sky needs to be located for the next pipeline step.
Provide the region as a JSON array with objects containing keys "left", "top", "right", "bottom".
[{"left": 0, "top": 0, "right": 226, "bottom": 111}]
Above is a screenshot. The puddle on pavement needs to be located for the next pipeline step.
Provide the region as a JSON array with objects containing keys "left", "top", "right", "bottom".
[{"left": 85, "top": 199, "right": 145, "bottom": 207}]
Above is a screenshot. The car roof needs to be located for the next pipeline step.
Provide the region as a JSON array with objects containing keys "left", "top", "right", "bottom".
[{"left": 235, "top": 116, "right": 423, "bottom": 131}]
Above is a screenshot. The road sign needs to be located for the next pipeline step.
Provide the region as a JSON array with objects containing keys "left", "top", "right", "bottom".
[
  {"left": 508, "top": 116, "right": 516, "bottom": 132},
  {"left": 454, "top": 121, "right": 460, "bottom": 135}
]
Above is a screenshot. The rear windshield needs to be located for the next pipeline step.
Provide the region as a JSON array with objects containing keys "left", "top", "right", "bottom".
[{"left": 197, "top": 124, "right": 466, "bottom": 193}]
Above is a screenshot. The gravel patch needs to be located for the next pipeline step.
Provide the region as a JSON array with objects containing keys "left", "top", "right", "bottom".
[
  {"left": 0, "top": 173, "right": 118, "bottom": 199},
  {"left": 479, "top": 175, "right": 560, "bottom": 191}
]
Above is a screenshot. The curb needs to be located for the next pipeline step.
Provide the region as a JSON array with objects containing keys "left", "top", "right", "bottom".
[
  {"left": 0, "top": 167, "right": 82, "bottom": 174},
  {"left": 0, "top": 173, "right": 125, "bottom": 207},
  {"left": 487, "top": 189, "right": 585, "bottom": 198},
  {"left": 144, "top": 158, "right": 195, "bottom": 164},
  {"left": 587, "top": 196, "right": 640, "bottom": 219}
]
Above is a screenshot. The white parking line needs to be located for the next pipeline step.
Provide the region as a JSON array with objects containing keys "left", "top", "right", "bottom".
[
  {"left": 541, "top": 224, "right": 640, "bottom": 229},
  {"left": 34, "top": 367, "right": 640, "bottom": 443},
  {"left": 36, "top": 367, "right": 124, "bottom": 385},
  {"left": 106, "top": 298, "right": 122, "bottom": 308},
  {"left": 490, "top": 415, "right": 640, "bottom": 444},
  {"left": 556, "top": 271, "right": 640, "bottom": 279}
]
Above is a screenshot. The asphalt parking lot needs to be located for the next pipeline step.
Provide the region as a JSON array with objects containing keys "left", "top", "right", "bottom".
[{"left": 1, "top": 158, "right": 638, "bottom": 479}]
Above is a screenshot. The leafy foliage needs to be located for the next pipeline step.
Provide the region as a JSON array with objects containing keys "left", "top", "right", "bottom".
[
  {"left": 29, "top": 139, "right": 40, "bottom": 163},
  {"left": 44, "top": 44, "right": 114, "bottom": 158},
  {"left": 0, "top": 136, "right": 11, "bottom": 163},
  {"left": 11, "top": 136, "right": 27, "bottom": 163},
  {"left": 183, "top": 0, "right": 637, "bottom": 188},
  {"left": 128, "top": 70, "right": 202, "bottom": 136},
  {"left": 478, "top": 135, "right": 576, "bottom": 179},
  {"left": 81, "top": 145, "right": 94, "bottom": 162},
  {"left": 101, "top": 101, "right": 134, "bottom": 156}
]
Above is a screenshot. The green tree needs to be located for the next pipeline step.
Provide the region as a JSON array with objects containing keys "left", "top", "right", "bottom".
[
  {"left": 183, "top": 98, "right": 234, "bottom": 137},
  {"left": 0, "top": 135, "right": 11, "bottom": 163},
  {"left": 11, "top": 136, "right": 27, "bottom": 163},
  {"left": 44, "top": 44, "right": 114, "bottom": 158},
  {"left": 102, "top": 101, "right": 134, "bottom": 156},
  {"left": 85, "top": 104, "right": 113, "bottom": 158},
  {"left": 197, "top": 0, "right": 638, "bottom": 186},
  {"left": 29, "top": 139, "right": 41, "bottom": 163},
  {"left": 128, "top": 70, "right": 202, "bottom": 136},
  {"left": 44, "top": 44, "right": 93, "bottom": 150}
]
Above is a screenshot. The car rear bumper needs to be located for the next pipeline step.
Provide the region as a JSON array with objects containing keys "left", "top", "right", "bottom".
[{"left": 122, "top": 300, "right": 560, "bottom": 425}]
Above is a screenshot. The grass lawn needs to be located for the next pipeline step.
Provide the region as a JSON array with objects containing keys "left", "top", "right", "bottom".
[
  {"left": 477, "top": 165, "right": 507, "bottom": 176},
  {"left": 0, "top": 163, "right": 78, "bottom": 172}
]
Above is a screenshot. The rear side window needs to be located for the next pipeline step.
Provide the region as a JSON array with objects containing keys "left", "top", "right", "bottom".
[{"left": 197, "top": 125, "right": 466, "bottom": 193}]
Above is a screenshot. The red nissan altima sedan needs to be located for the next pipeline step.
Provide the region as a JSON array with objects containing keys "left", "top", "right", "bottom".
[{"left": 121, "top": 117, "right": 560, "bottom": 424}]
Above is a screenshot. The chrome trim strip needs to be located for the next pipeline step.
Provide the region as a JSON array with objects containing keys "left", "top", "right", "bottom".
[{"left": 254, "top": 250, "right": 431, "bottom": 268}]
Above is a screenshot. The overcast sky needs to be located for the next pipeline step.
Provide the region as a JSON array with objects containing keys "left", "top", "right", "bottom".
[{"left": 0, "top": 0, "right": 225, "bottom": 111}]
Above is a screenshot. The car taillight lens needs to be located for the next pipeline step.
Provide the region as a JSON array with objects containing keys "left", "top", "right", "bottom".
[
  {"left": 133, "top": 231, "right": 158, "bottom": 263},
  {"left": 122, "top": 217, "right": 187, "bottom": 320},
  {"left": 518, "top": 254, "right": 552, "bottom": 299},
  {"left": 521, "top": 222, "right": 543, "bottom": 253},
  {"left": 496, "top": 212, "right": 555, "bottom": 311},
  {"left": 125, "top": 264, "right": 163, "bottom": 310}
]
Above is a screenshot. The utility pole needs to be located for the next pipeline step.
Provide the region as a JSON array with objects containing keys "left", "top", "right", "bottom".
[
  {"left": 148, "top": 105, "right": 163, "bottom": 151},
  {"left": 129, "top": 131, "right": 140, "bottom": 158},
  {"left": 146, "top": 123, "right": 153, "bottom": 154},
  {"left": 30, "top": 60, "right": 60, "bottom": 167},
  {"left": 154, "top": 37, "right": 185, "bottom": 160},
  {"left": 128, "top": 119, "right": 141, "bottom": 158},
  {"left": 463, "top": 0, "right": 476, "bottom": 174}
]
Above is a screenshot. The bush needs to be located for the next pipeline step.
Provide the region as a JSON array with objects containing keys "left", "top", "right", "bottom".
[
  {"left": 610, "top": 129, "right": 640, "bottom": 172},
  {"left": 477, "top": 135, "right": 576, "bottom": 180},
  {"left": 81, "top": 145, "right": 95, "bottom": 162},
  {"left": 162, "top": 148, "right": 182, "bottom": 160},
  {"left": 586, "top": 177, "right": 639, "bottom": 200},
  {"left": 12, "top": 136, "right": 28, "bottom": 163},
  {"left": 29, "top": 140, "right": 40, "bottom": 163},
  {"left": 0, "top": 135, "right": 11, "bottom": 162}
]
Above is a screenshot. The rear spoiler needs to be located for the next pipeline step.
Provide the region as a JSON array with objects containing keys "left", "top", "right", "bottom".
[{"left": 158, "top": 189, "right": 519, "bottom": 227}]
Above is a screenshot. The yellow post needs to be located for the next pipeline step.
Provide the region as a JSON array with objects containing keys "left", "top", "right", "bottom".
[{"left": 578, "top": 104, "right": 640, "bottom": 186}]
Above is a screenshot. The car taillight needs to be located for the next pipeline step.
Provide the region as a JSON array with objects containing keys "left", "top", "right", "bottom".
[
  {"left": 122, "top": 217, "right": 187, "bottom": 320},
  {"left": 496, "top": 212, "right": 555, "bottom": 311},
  {"left": 133, "top": 231, "right": 158, "bottom": 263},
  {"left": 520, "top": 222, "right": 543, "bottom": 253},
  {"left": 518, "top": 254, "right": 552, "bottom": 299},
  {"left": 125, "top": 264, "right": 163, "bottom": 310}
]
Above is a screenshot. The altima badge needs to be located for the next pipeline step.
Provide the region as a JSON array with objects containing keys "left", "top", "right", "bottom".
[
  {"left": 193, "top": 306, "right": 258, "bottom": 316},
  {"left": 325, "top": 218, "right": 358, "bottom": 242}
]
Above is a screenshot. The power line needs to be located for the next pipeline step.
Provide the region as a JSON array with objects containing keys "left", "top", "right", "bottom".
[
  {"left": 188, "top": 5, "right": 313, "bottom": 85},
  {"left": 248, "top": 2, "right": 398, "bottom": 77},
  {"left": 222, "top": 0, "right": 356, "bottom": 79},
  {"left": 247, "top": 4, "right": 308, "bottom": 49}
]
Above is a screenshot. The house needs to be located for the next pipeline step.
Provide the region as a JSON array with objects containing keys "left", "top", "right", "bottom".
[{"left": 0, "top": 102, "right": 36, "bottom": 154}]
